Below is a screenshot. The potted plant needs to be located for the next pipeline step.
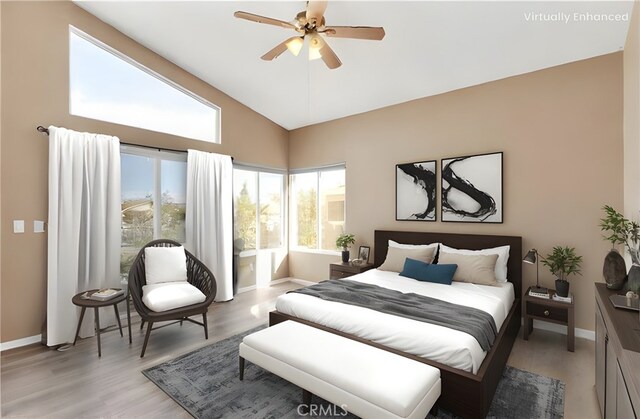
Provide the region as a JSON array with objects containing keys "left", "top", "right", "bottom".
[
  {"left": 336, "top": 234, "right": 356, "bottom": 263},
  {"left": 600, "top": 205, "right": 640, "bottom": 292},
  {"left": 541, "top": 246, "right": 582, "bottom": 297}
]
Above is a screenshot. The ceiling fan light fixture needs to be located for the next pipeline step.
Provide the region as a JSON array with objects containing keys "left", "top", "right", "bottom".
[
  {"left": 285, "top": 37, "right": 304, "bottom": 56},
  {"left": 308, "top": 34, "right": 325, "bottom": 61},
  {"left": 234, "top": 1, "right": 385, "bottom": 70},
  {"left": 309, "top": 46, "right": 323, "bottom": 61}
]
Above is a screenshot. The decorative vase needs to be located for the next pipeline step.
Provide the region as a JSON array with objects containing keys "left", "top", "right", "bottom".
[
  {"left": 555, "top": 279, "right": 570, "bottom": 298},
  {"left": 603, "top": 249, "right": 627, "bottom": 290},
  {"left": 341, "top": 250, "right": 349, "bottom": 263},
  {"left": 627, "top": 249, "right": 640, "bottom": 293}
]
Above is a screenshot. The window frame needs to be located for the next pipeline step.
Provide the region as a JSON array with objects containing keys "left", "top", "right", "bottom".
[
  {"left": 233, "top": 163, "right": 287, "bottom": 252},
  {"left": 289, "top": 163, "right": 346, "bottom": 253},
  {"left": 120, "top": 144, "right": 187, "bottom": 252},
  {"left": 69, "top": 25, "right": 222, "bottom": 143}
]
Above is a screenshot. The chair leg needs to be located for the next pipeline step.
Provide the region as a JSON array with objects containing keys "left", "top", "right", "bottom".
[
  {"left": 140, "top": 321, "right": 153, "bottom": 358},
  {"left": 140, "top": 319, "right": 145, "bottom": 330},
  {"left": 203, "top": 313, "right": 209, "bottom": 340},
  {"left": 126, "top": 294, "right": 132, "bottom": 344}
]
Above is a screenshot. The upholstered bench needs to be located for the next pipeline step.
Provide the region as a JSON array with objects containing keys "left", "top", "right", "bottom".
[{"left": 239, "top": 321, "right": 441, "bottom": 419}]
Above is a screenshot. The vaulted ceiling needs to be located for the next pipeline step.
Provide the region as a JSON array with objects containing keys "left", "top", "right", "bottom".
[{"left": 75, "top": 1, "right": 634, "bottom": 130}]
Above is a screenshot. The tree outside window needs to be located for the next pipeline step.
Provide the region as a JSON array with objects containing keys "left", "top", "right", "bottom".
[{"left": 291, "top": 167, "right": 345, "bottom": 251}]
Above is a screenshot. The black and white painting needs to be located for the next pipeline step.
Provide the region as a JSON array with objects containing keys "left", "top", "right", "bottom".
[
  {"left": 441, "top": 152, "right": 503, "bottom": 223},
  {"left": 396, "top": 160, "right": 437, "bottom": 221}
]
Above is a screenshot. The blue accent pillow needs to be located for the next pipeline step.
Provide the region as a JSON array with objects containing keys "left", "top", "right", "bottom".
[{"left": 399, "top": 258, "right": 458, "bottom": 285}]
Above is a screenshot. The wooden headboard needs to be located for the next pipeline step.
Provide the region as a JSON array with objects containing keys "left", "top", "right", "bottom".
[{"left": 374, "top": 230, "right": 523, "bottom": 299}]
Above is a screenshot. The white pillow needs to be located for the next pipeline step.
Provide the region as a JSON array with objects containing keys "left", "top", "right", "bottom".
[
  {"left": 438, "top": 252, "right": 499, "bottom": 286},
  {"left": 379, "top": 246, "right": 436, "bottom": 272},
  {"left": 439, "top": 244, "right": 510, "bottom": 283},
  {"left": 389, "top": 240, "right": 440, "bottom": 251},
  {"left": 142, "top": 282, "right": 205, "bottom": 312},
  {"left": 145, "top": 245, "right": 188, "bottom": 285}
]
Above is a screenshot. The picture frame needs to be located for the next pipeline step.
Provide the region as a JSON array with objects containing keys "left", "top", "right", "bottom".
[
  {"left": 441, "top": 151, "right": 503, "bottom": 223},
  {"left": 358, "top": 246, "right": 371, "bottom": 263},
  {"left": 396, "top": 160, "right": 437, "bottom": 221}
]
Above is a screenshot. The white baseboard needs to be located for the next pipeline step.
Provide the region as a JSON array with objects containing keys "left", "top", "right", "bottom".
[
  {"left": 527, "top": 319, "right": 595, "bottom": 341},
  {"left": 0, "top": 334, "right": 42, "bottom": 352},
  {"left": 267, "top": 278, "right": 293, "bottom": 286},
  {"left": 237, "top": 285, "right": 257, "bottom": 294},
  {"left": 288, "top": 278, "right": 316, "bottom": 286},
  {"left": 236, "top": 278, "right": 294, "bottom": 294}
]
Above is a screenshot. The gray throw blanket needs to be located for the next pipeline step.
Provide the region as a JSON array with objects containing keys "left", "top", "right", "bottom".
[{"left": 289, "top": 279, "right": 498, "bottom": 351}]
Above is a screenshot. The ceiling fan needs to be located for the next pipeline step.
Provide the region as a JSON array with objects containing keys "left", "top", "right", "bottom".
[{"left": 234, "top": 1, "right": 385, "bottom": 70}]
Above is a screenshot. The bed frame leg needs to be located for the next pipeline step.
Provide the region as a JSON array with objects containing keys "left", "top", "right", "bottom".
[{"left": 239, "top": 356, "right": 245, "bottom": 380}]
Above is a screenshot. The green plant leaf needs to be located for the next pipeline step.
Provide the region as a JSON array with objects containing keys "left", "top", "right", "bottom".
[
  {"left": 541, "top": 246, "right": 582, "bottom": 280},
  {"left": 335, "top": 233, "right": 356, "bottom": 249}
]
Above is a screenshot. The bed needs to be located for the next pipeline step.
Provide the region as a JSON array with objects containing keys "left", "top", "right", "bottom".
[{"left": 270, "top": 230, "right": 522, "bottom": 419}]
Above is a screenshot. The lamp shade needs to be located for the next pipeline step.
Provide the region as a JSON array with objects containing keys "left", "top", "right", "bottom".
[
  {"left": 286, "top": 37, "right": 304, "bottom": 56},
  {"left": 308, "top": 33, "right": 325, "bottom": 61},
  {"left": 523, "top": 249, "right": 537, "bottom": 264}
]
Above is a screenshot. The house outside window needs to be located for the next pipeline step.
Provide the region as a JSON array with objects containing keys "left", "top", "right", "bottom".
[{"left": 120, "top": 146, "right": 187, "bottom": 275}]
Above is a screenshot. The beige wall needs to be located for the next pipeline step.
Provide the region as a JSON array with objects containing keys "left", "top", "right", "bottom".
[
  {"left": 625, "top": 2, "right": 640, "bottom": 223},
  {"left": 0, "top": 2, "right": 3, "bottom": 340},
  {"left": 0, "top": 1, "right": 289, "bottom": 343},
  {"left": 289, "top": 251, "right": 342, "bottom": 281},
  {"left": 289, "top": 53, "right": 624, "bottom": 332}
]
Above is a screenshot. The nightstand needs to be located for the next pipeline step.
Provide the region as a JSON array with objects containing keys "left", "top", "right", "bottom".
[
  {"left": 523, "top": 286, "right": 575, "bottom": 352},
  {"left": 329, "top": 262, "right": 374, "bottom": 279}
]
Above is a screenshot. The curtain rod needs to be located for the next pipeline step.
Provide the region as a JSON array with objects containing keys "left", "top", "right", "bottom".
[{"left": 36, "top": 126, "right": 232, "bottom": 159}]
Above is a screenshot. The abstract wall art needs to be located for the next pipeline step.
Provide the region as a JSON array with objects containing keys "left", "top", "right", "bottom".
[
  {"left": 396, "top": 160, "right": 437, "bottom": 221},
  {"left": 441, "top": 152, "right": 503, "bottom": 223}
]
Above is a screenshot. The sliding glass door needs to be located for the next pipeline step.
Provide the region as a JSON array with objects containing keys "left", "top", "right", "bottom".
[{"left": 233, "top": 166, "right": 286, "bottom": 290}]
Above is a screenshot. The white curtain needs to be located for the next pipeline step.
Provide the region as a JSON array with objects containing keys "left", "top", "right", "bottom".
[
  {"left": 185, "top": 149, "right": 233, "bottom": 302},
  {"left": 47, "top": 126, "right": 121, "bottom": 346}
]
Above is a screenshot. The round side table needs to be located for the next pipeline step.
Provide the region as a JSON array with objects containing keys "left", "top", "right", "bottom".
[{"left": 72, "top": 289, "right": 129, "bottom": 357}]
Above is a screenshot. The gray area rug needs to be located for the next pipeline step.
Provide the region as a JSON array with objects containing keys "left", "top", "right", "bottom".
[{"left": 143, "top": 327, "right": 565, "bottom": 419}]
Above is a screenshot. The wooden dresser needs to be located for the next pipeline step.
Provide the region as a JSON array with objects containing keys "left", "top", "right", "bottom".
[{"left": 595, "top": 283, "right": 640, "bottom": 418}]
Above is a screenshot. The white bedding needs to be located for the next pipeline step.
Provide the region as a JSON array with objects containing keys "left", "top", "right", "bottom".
[{"left": 276, "top": 269, "right": 515, "bottom": 373}]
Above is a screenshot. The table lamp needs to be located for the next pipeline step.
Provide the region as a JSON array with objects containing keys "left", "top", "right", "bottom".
[{"left": 523, "top": 248, "right": 548, "bottom": 294}]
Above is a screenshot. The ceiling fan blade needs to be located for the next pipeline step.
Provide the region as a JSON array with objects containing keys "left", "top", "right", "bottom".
[
  {"left": 234, "top": 11, "right": 296, "bottom": 30},
  {"left": 306, "top": 1, "right": 328, "bottom": 24},
  {"left": 323, "top": 26, "right": 385, "bottom": 41},
  {"left": 319, "top": 41, "right": 342, "bottom": 69},
  {"left": 260, "top": 37, "right": 300, "bottom": 61}
]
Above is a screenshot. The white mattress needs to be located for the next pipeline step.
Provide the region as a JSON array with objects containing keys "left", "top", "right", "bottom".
[{"left": 276, "top": 269, "right": 515, "bottom": 373}]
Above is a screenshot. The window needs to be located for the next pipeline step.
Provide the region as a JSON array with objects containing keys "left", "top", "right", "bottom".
[
  {"left": 290, "top": 165, "right": 345, "bottom": 251},
  {"left": 69, "top": 26, "right": 220, "bottom": 143},
  {"left": 233, "top": 165, "right": 286, "bottom": 289},
  {"left": 120, "top": 146, "right": 187, "bottom": 275}
]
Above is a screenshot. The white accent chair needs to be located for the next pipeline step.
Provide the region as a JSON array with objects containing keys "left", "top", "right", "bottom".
[{"left": 128, "top": 240, "right": 217, "bottom": 357}]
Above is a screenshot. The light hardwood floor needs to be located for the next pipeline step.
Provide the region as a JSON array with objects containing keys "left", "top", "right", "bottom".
[{"left": 1, "top": 281, "right": 599, "bottom": 418}]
